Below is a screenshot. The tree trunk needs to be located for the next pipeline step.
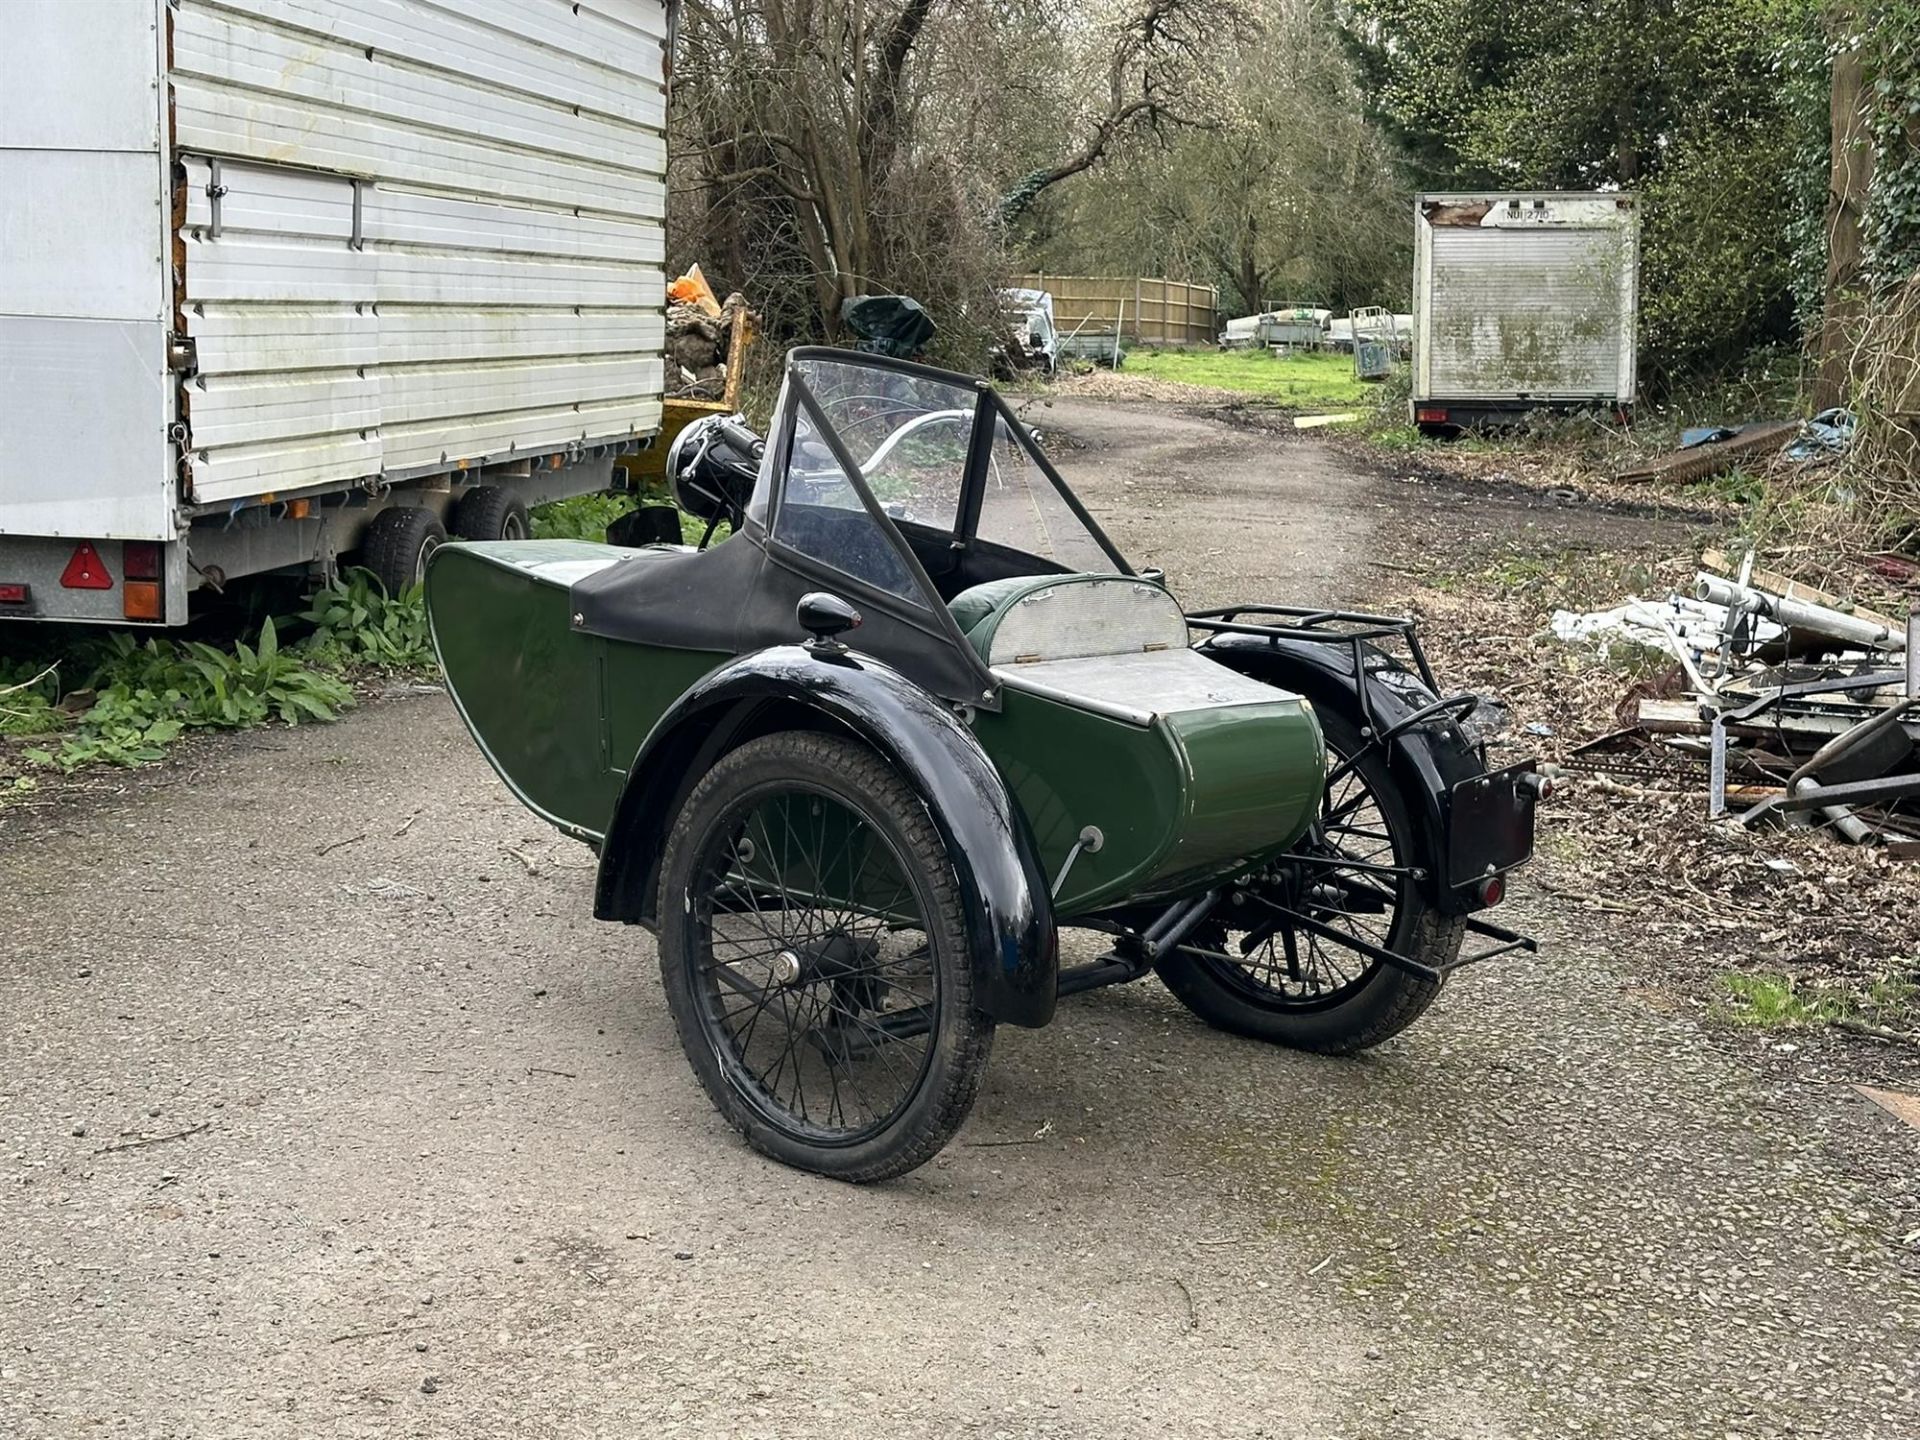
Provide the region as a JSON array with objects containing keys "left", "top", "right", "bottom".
[
  {"left": 1236, "top": 224, "right": 1263, "bottom": 316},
  {"left": 1815, "top": 41, "right": 1871, "bottom": 410}
]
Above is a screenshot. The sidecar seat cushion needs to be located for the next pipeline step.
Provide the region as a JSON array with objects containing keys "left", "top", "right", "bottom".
[
  {"left": 946, "top": 575, "right": 1039, "bottom": 635},
  {"left": 948, "top": 573, "right": 1188, "bottom": 665}
]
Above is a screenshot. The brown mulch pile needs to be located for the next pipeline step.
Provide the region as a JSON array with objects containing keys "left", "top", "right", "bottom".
[{"left": 1386, "top": 567, "right": 1920, "bottom": 1061}]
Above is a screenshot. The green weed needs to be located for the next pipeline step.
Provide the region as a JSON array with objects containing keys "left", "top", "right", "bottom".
[
  {"left": 0, "top": 663, "right": 64, "bottom": 738},
  {"left": 531, "top": 492, "right": 638, "bottom": 542},
  {"left": 1716, "top": 972, "right": 1847, "bottom": 1028},
  {"left": 301, "top": 568, "right": 435, "bottom": 671},
  {"left": 532, "top": 492, "right": 724, "bottom": 546},
  {"left": 0, "top": 572, "right": 435, "bottom": 776},
  {"left": 1686, "top": 465, "right": 1769, "bottom": 508},
  {"left": 17, "top": 618, "right": 355, "bottom": 772},
  {"left": 1368, "top": 423, "right": 1425, "bottom": 451},
  {"left": 1715, "top": 971, "right": 1918, "bottom": 1031}
]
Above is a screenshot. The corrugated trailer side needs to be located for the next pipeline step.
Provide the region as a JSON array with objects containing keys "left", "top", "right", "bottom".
[
  {"left": 0, "top": 0, "right": 670, "bottom": 625},
  {"left": 170, "top": 0, "right": 668, "bottom": 503},
  {"left": 0, "top": 0, "right": 176, "bottom": 623}
]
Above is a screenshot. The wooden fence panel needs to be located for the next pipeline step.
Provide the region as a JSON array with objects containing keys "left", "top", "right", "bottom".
[{"left": 1016, "top": 274, "right": 1219, "bottom": 345}]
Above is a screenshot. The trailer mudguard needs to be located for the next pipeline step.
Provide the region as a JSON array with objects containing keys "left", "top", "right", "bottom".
[
  {"left": 595, "top": 644, "right": 1060, "bottom": 1028},
  {"left": 1197, "top": 632, "right": 1489, "bottom": 914}
]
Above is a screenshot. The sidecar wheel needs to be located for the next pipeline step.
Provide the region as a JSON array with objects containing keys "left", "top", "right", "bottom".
[
  {"left": 1153, "top": 709, "right": 1462, "bottom": 1054},
  {"left": 657, "top": 731, "right": 993, "bottom": 1182}
]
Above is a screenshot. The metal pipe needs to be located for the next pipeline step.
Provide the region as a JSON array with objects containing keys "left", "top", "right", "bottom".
[
  {"left": 1696, "top": 574, "right": 1903, "bottom": 651},
  {"left": 1815, "top": 798, "right": 1876, "bottom": 845},
  {"left": 1053, "top": 891, "right": 1224, "bottom": 1001},
  {"left": 1142, "top": 890, "right": 1221, "bottom": 952},
  {"left": 1778, "top": 770, "right": 1920, "bottom": 812},
  {"left": 1784, "top": 696, "right": 1920, "bottom": 792},
  {"left": 1054, "top": 958, "right": 1141, "bottom": 998},
  {"left": 1049, "top": 825, "right": 1104, "bottom": 900}
]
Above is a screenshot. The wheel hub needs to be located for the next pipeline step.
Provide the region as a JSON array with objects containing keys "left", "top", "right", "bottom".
[{"left": 766, "top": 933, "right": 883, "bottom": 995}]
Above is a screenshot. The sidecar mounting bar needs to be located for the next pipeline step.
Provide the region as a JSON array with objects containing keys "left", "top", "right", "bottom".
[
  {"left": 835, "top": 896, "right": 1536, "bottom": 1057},
  {"left": 829, "top": 895, "right": 1224, "bottom": 1053},
  {"left": 1052, "top": 891, "right": 1221, "bottom": 999}
]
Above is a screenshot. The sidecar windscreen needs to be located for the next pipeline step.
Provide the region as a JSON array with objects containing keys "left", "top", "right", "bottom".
[
  {"left": 752, "top": 352, "right": 1126, "bottom": 606},
  {"left": 972, "top": 412, "right": 1117, "bottom": 573},
  {"left": 759, "top": 358, "right": 980, "bottom": 607}
]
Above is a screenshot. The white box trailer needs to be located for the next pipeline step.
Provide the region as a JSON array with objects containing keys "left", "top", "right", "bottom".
[
  {"left": 0, "top": 0, "right": 669, "bottom": 624},
  {"left": 1411, "top": 192, "right": 1638, "bottom": 435}
]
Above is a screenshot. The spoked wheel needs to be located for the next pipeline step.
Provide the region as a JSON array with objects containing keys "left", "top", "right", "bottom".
[
  {"left": 657, "top": 732, "right": 993, "bottom": 1181},
  {"left": 1153, "top": 708, "right": 1464, "bottom": 1054}
]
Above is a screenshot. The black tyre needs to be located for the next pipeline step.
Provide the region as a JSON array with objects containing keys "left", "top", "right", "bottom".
[
  {"left": 359, "top": 506, "right": 446, "bottom": 597},
  {"left": 450, "top": 485, "right": 530, "bottom": 542},
  {"left": 657, "top": 732, "right": 994, "bottom": 1182},
  {"left": 1153, "top": 708, "right": 1463, "bottom": 1054}
]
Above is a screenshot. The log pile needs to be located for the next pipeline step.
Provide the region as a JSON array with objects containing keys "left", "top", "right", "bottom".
[{"left": 665, "top": 264, "right": 753, "bottom": 401}]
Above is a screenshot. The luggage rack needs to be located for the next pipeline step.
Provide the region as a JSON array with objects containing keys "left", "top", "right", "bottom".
[
  {"left": 1184, "top": 603, "right": 1539, "bottom": 979},
  {"left": 1186, "top": 604, "right": 1483, "bottom": 781},
  {"left": 1187, "top": 603, "right": 1441, "bottom": 690}
]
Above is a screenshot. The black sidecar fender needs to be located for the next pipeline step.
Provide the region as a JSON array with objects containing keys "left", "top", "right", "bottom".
[
  {"left": 1198, "top": 632, "right": 1525, "bottom": 915},
  {"left": 594, "top": 644, "right": 1060, "bottom": 1028}
]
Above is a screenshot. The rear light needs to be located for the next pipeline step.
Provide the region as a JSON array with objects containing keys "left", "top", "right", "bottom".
[
  {"left": 122, "top": 540, "right": 162, "bottom": 581},
  {"left": 1416, "top": 407, "right": 1449, "bottom": 424},
  {"left": 1476, "top": 875, "right": 1505, "bottom": 908},
  {"left": 0, "top": 582, "right": 28, "bottom": 605},
  {"left": 59, "top": 541, "right": 113, "bottom": 590},
  {"left": 123, "top": 581, "right": 162, "bottom": 621}
]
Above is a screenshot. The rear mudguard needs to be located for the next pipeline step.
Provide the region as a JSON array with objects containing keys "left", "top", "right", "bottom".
[
  {"left": 595, "top": 644, "right": 1060, "bottom": 1028},
  {"left": 1198, "top": 632, "right": 1488, "bottom": 915}
]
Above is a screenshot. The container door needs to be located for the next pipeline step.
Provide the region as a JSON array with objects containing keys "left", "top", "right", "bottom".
[
  {"left": 1426, "top": 216, "right": 1631, "bottom": 403},
  {"left": 0, "top": 0, "right": 173, "bottom": 543}
]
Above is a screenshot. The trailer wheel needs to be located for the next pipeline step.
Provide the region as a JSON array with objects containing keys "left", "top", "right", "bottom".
[
  {"left": 450, "top": 486, "right": 530, "bottom": 543},
  {"left": 360, "top": 506, "right": 446, "bottom": 597}
]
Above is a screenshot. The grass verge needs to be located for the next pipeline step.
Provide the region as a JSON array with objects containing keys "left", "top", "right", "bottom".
[{"left": 1120, "top": 347, "right": 1374, "bottom": 409}]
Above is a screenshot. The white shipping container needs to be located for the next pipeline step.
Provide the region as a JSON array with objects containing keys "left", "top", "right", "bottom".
[
  {"left": 1411, "top": 192, "right": 1639, "bottom": 430},
  {"left": 0, "top": 0, "right": 669, "bottom": 623}
]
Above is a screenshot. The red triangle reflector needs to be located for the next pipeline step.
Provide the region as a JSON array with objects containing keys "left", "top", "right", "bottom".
[{"left": 60, "top": 541, "right": 114, "bottom": 590}]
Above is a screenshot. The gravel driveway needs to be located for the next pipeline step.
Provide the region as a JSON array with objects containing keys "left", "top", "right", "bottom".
[{"left": 3, "top": 402, "right": 1916, "bottom": 1439}]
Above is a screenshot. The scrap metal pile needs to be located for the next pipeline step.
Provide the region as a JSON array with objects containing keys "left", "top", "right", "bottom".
[{"left": 1556, "top": 550, "right": 1920, "bottom": 854}]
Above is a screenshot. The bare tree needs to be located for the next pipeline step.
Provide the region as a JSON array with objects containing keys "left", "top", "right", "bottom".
[
  {"left": 1034, "top": 1, "right": 1410, "bottom": 314},
  {"left": 670, "top": 0, "right": 1246, "bottom": 339}
]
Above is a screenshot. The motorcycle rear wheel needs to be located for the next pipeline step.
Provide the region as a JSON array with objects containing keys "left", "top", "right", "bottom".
[{"left": 1153, "top": 708, "right": 1462, "bottom": 1053}]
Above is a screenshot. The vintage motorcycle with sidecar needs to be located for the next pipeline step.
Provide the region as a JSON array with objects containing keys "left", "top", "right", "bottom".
[{"left": 425, "top": 348, "right": 1547, "bottom": 1181}]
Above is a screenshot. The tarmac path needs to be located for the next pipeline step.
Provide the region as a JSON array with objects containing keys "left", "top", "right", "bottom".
[{"left": 3, "top": 402, "right": 1916, "bottom": 1439}]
